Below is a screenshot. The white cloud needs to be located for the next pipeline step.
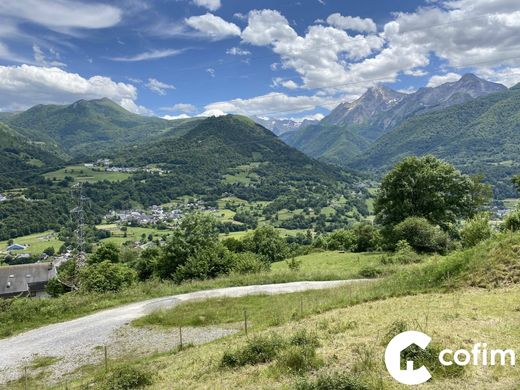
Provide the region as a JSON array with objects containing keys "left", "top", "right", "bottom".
[
  {"left": 206, "top": 68, "right": 216, "bottom": 77},
  {"left": 161, "top": 103, "right": 197, "bottom": 113},
  {"left": 326, "top": 13, "right": 377, "bottom": 33},
  {"left": 200, "top": 108, "right": 226, "bottom": 117},
  {"left": 0, "top": 64, "right": 147, "bottom": 113},
  {"left": 242, "top": 10, "right": 384, "bottom": 91},
  {"left": 475, "top": 67, "right": 520, "bottom": 87},
  {"left": 404, "top": 69, "right": 428, "bottom": 77},
  {"left": 226, "top": 47, "right": 251, "bottom": 56},
  {"left": 162, "top": 113, "right": 191, "bottom": 120},
  {"left": 0, "top": 0, "right": 121, "bottom": 30},
  {"left": 186, "top": 13, "right": 241, "bottom": 40},
  {"left": 109, "top": 49, "right": 183, "bottom": 62},
  {"left": 272, "top": 77, "right": 299, "bottom": 90},
  {"left": 203, "top": 92, "right": 338, "bottom": 117},
  {"left": 33, "top": 44, "right": 66, "bottom": 67},
  {"left": 426, "top": 72, "right": 461, "bottom": 87},
  {"left": 192, "top": 0, "right": 221, "bottom": 12},
  {"left": 146, "top": 78, "right": 175, "bottom": 95}
]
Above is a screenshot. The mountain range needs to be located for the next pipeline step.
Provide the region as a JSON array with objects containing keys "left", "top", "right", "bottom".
[
  {"left": 283, "top": 74, "right": 507, "bottom": 165},
  {"left": 252, "top": 116, "right": 320, "bottom": 136}
]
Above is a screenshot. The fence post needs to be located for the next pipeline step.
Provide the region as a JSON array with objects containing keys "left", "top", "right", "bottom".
[
  {"left": 24, "top": 366, "right": 28, "bottom": 390},
  {"left": 244, "top": 309, "right": 248, "bottom": 336},
  {"left": 179, "top": 326, "right": 183, "bottom": 350},
  {"left": 300, "top": 296, "right": 303, "bottom": 316},
  {"left": 104, "top": 345, "right": 108, "bottom": 373}
]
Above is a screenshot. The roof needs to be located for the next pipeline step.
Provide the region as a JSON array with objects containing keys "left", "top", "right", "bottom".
[
  {"left": 0, "top": 263, "right": 55, "bottom": 296},
  {"left": 6, "top": 244, "right": 26, "bottom": 251}
]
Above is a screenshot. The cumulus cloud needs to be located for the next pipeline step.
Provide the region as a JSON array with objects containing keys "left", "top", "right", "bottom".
[
  {"left": 109, "top": 49, "right": 183, "bottom": 62},
  {"left": 192, "top": 0, "right": 221, "bottom": 12},
  {"left": 146, "top": 78, "right": 175, "bottom": 95},
  {"left": 203, "top": 92, "right": 338, "bottom": 117},
  {"left": 326, "top": 13, "right": 377, "bottom": 33},
  {"left": 272, "top": 78, "right": 299, "bottom": 90},
  {"left": 426, "top": 72, "right": 462, "bottom": 87},
  {"left": 241, "top": 10, "right": 384, "bottom": 92},
  {"left": 0, "top": 64, "right": 146, "bottom": 113},
  {"left": 0, "top": 0, "right": 121, "bottom": 30},
  {"left": 186, "top": 13, "right": 241, "bottom": 40},
  {"left": 199, "top": 108, "right": 226, "bottom": 117}
]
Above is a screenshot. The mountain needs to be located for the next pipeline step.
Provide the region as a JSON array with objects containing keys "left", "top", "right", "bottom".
[
  {"left": 284, "top": 74, "right": 507, "bottom": 165},
  {"left": 350, "top": 84, "right": 520, "bottom": 197},
  {"left": 4, "top": 98, "right": 201, "bottom": 157},
  {"left": 251, "top": 116, "right": 312, "bottom": 136},
  {"left": 0, "top": 123, "right": 64, "bottom": 190}
]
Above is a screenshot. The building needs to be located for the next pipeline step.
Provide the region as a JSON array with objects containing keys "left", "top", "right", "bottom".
[
  {"left": 6, "top": 244, "right": 27, "bottom": 251},
  {"left": 0, "top": 263, "right": 56, "bottom": 298}
]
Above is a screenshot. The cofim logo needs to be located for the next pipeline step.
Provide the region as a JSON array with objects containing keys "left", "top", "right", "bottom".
[{"left": 384, "top": 331, "right": 516, "bottom": 385}]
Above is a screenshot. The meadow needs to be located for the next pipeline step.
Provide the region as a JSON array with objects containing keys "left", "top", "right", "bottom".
[{"left": 43, "top": 165, "right": 132, "bottom": 183}]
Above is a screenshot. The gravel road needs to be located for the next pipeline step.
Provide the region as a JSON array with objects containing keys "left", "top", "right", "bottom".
[{"left": 0, "top": 280, "right": 364, "bottom": 384}]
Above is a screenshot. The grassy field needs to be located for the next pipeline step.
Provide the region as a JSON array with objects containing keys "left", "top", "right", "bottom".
[
  {"left": 65, "top": 287, "right": 519, "bottom": 390},
  {"left": 98, "top": 224, "right": 171, "bottom": 246},
  {"left": 0, "top": 231, "right": 63, "bottom": 256},
  {"left": 43, "top": 165, "right": 132, "bottom": 183}
]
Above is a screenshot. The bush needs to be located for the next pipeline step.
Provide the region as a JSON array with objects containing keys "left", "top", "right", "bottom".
[
  {"left": 79, "top": 261, "right": 137, "bottom": 293},
  {"left": 385, "top": 240, "right": 422, "bottom": 265},
  {"left": 358, "top": 266, "right": 384, "bottom": 278},
  {"left": 89, "top": 242, "right": 120, "bottom": 264},
  {"left": 277, "top": 345, "right": 321, "bottom": 374},
  {"left": 286, "top": 257, "right": 302, "bottom": 272},
  {"left": 504, "top": 209, "right": 520, "bottom": 232},
  {"left": 295, "top": 372, "right": 368, "bottom": 390},
  {"left": 460, "top": 213, "right": 492, "bottom": 248},
  {"left": 97, "top": 365, "right": 152, "bottom": 390},
  {"left": 290, "top": 329, "right": 320, "bottom": 349},
  {"left": 221, "top": 334, "right": 286, "bottom": 367},
  {"left": 393, "top": 217, "right": 449, "bottom": 253},
  {"left": 173, "top": 245, "right": 234, "bottom": 283},
  {"left": 231, "top": 252, "right": 270, "bottom": 275},
  {"left": 326, "top": 229, "right": 356, "bottom": 251}
]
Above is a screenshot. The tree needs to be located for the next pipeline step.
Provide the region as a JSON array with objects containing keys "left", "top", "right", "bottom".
[
  {"left": 242, "top": 226, "right": 288, "bottom": 263},
  {"left": 43, "top": 246, "right": 55, "bottom": 256},
  {"left": 156, "top": 213, "right": 219, "bottom": 279},
  {"left": 89, "top": 242, "right": 120, "bottom": 264},
  {"left": 375, "top": 155, "right": 491, "bottom": 230}
]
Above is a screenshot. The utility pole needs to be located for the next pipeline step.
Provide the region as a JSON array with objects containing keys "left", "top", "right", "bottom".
[{"left": 71, "top": 183, "right": 88, "bottom": 268}]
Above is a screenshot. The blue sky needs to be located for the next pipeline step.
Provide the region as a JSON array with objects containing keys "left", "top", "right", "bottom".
[{"left": 0, "top": 0, "right": 519, "bottom": 119}]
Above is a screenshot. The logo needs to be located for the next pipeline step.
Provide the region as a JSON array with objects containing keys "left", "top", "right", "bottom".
[
  {"left": 384, "top": 331, "right": 432, "bottom": 385},
  {"left": 385, "top": 331, "right": 516, "bottom": 386}
]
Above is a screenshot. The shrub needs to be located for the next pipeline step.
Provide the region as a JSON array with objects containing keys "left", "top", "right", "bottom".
[
  {"left": 242, "top": 226, "right": 289, "bottom": 263},
  {"left": 97, "top": 365, "right": 152, "bottom": 390},
  {"left": 295, "top": 372, "right": 368, "bottom": 390},
  {"left": 326, "top": 229, "right": 356, "bottom": 251},
  {"left": 358, "top": 266, "right": 383, "bottom": 279},
  {"left": 173, "top": 245, "right": 234, "bottom": 283},
  {"left": 460, "top": 213, "right": 492, "bottom": 248},
  {"left": 393, "top": 217, "right": 449, "bottom": 253},
  {"left": 277, "top": 345, "right": 321, "bottom": 374},
  {"left": 290, "top": 329, "right": 320, "bottom": 349},
  {"left": 79, "top": 261, "right": 137, "bottom": 293},
  {"left": 221, "top": 334, "right": 286, "bottom": 367},
  {"left": 89, "top": 242, "right": 120, "bottom": 264},
  {"left": 232, "top": 252, "right": 270, "bottom": 275},
  {"left": 504, "top": 209, "right": 520, "bottom": 232},
  {"left": 391, "top": 240, "right": 421, "bottom": 264},
  {"left": 286, "top": 257, "right": 302, "bottom": 272}
]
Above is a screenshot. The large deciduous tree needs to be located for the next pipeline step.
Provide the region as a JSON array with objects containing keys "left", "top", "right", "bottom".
[{"left": 374, "top": 155, "right": 491, "bottom": 230}]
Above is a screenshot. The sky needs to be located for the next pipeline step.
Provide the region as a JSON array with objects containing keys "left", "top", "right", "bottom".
[{"left": 0, "top": 0, "right": 519, "bottom": 120}]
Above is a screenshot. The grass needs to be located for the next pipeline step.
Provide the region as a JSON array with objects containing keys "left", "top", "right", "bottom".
[
  {"left": 43, "top": 164, "right": 131, "bottom": 183},
  {"left": 0, "top": 250, "right": 388, "bottom": 339},
  {"left": 98, "top": 225, "right": 171, "bottom": 246},
  {"left": 30, "top": 355, "right": 62, "bottom": 369},
  {"left": 38, "top": 286, "right": 520, "bottom": 390},
  {"left": 0, "top": 230, "right": 63, "bottom": 256}
]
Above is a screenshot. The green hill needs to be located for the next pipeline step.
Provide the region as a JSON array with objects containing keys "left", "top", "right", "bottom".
[
  {"left": 4, "top": 98, "right": 201, "bottom": 157},
  {"left": 0, "top": 123, "right": 64, "bottom": 190},
  {"left": 351, "top": 85, "right": 520, "bottom": 197}
]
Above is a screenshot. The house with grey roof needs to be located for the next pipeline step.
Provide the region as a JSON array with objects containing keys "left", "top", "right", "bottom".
[
  {"left": 6, "top": 244, "right": 27, "bottom": 251},
  {"left": 0, "top": 263, "right": 56, "bottom": 298}
]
